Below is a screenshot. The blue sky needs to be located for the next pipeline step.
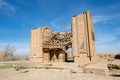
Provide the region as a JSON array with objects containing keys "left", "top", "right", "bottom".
[{"left": 0, "top": 0, "right": 120, "bottom": 55}]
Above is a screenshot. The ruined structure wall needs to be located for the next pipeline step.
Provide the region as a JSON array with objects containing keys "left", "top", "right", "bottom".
[
  {"left": 30, "top": 11, "right": 98, "bottom": 63},
  {"left": 42, "top": 27, "right": 53, "bottom": 62},
  {"left": 30, "top": 26, "right": 68, "bottom": 62},
  {"left": 86, "top": 11, "right": 96, "bottom": 57},
  {"left": 30, "top": 28, "right": 43, "bottom": 62},
  {"left": 72, "top": 11, "right": 97, "bottom": 63}
]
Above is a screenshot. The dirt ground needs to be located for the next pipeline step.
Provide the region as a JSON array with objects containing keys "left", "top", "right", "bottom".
[{"left": 0, "top": 60, "right": 120, "bottom": 80}]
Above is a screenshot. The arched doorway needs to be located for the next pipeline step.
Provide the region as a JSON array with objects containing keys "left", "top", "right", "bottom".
[{"left": 49, "top": 48, "right": 67, "bottom": 62}]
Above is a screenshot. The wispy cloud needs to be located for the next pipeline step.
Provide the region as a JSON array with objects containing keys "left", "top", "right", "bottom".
[
  {"left": 96, "top": 34, "right": 117, "bottom": 44},
  {"left": 93, "top": 14, "right": 120, "bottom": 23},
  {"left": 50, "top": 15, "right": 70, "bottom": 32},
  {"left": 0, "top": 42, "right": 29, "bottom": 55},
  {"left": 96, "top": 42, "right": 120, "bottom": 54},
  {"left": 51, "top": 20, "right": 63, "bottom": 32},
  {"left": 51, "top": 15, "right": 64, "bottom": 28},
  {"left": 64, "top": 26, "right": 71, "bottom": 32},
  {"left": 0, "top": 0, "right": 16, "bottom": 15},
  {"left": 108, "top": 4, "right": 120, "bottom": 11},
  {"left": 117, "top": 27, "right": 120, "bottom": 32},
  {"left": 15, "top": 47, "right": 29, "bottom": 55},
  {"left": 95, "top": 32, "right": 120, "bottom": 54}
]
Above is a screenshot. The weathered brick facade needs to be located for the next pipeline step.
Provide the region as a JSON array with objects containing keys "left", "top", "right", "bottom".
[{"left": 30, "top": 11, "right": 98, "bottom": 63}]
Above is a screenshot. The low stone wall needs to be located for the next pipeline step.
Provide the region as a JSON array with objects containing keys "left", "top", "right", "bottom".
[
  {"left": 83, "top": 67, "right": 109, "bottom": 76},
  {"left": 107, "top": 60, "right": 120, "bottom": 76},
  {"left": 97, "top": 54, "right": 115, "bottom": 61},
  {"left": 83, "top": 60, "right": 109, "bottom": 76}
]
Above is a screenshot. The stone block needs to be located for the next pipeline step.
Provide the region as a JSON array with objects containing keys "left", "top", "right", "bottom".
[
  {"left": 83, "top": 67, "right": 109, "bottom": 76},
  {"left": 83, "top": 60, "right": 109, "bottom": 76}
]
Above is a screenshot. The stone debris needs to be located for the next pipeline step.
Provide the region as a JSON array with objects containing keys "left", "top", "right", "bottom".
[
  {"left": 115, "top": 53, "right": 120, "bottom": 59},
  {"left": 13, "top": 65, "right": 30, "bottom": 71},
  {"left": 34, "top": 66, "right": 65, "bottom": 70},
  {"left": 108, "top": 64, "right": 120, "bottom": 70},
  {"left": 108, "top": 60, "right": 120, "bottom": 76},
  {"left": 69, "top": 68, "right": 81, "bottom": 73},
  {"left": 108, "top": 60, "right": 120, "bottom": 70},
  {"left": 98, "top": 54, "right": 115, "bottom": 61},
  {"left": 83, "top": 67, "right": 109, "bottom": 76},
  {"left": 83, "top": 60, "right": 109, "bottom": 76}
]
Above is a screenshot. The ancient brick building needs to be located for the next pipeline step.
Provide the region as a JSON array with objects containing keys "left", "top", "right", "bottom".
[{"left": 30, "top": 11, "right": 98, "bottom": 63}]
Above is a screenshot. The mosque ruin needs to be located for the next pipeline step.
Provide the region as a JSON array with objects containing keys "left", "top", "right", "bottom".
[{"left": 30, "top": 11, "right": 98, "bottom": 63}]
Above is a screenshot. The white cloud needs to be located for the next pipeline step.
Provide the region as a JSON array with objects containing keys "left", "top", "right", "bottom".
[
  {"left": 93, "top": 15, "right": 111, "bottom": 23},
  {"left": 0, "top": 0, "right": 16, "bottom": 15},
  {"left": 50, "top": 15, "right": 70, "bottom": 32},
  {"left": 51, "top": 21, "right": 57, "bottom": 28},
  {"left": 95, "top": 32, "right": 120, "bottom": 54},
  {"left": 51, "top": 15, "right": 64, "bottom": 29},
  {"left": 15, "top": 47, "right": 29, "bottom": 55},
  {"left": 96, "top": 42, "right": 120, "bottom": 54},
  {"left": 64, "top": 26, "right": 71, "bottom": 31},
  {"left": 51, "top": 20, "right": 63, "bottom": 32},
  {"left": 94, "top": 13, "right": 120, "bottom": 53},
  {"left": 93, "top": 14, "right": 120, "bottom": 23},
  {"left": 96, "top": 34, "right": 117, "bottom": 44}
]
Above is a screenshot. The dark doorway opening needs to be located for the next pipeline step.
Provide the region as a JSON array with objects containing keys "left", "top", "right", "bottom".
[
  {"left": 49, "top": 48, "right": 67, "bottom": 62},
  {"left": 66, "top": 45, "right": 74, "bottom": 62}
]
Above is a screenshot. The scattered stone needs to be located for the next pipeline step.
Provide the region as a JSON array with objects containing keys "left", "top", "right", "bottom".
[
  {"left": 69, "top": 68, "right": 81, "bottom": 73},
  {"left": 108, "top": 64, "right": 120, "bottom": 70},
  {"left": 83, "top": 60, "right": 109, "bottom": 76},
  {"left": 115, "top": 53, "right": 120, "bottom": 59},
  {"left": 78, "top": 63, "right": 89, "bottom": 69},
  {"left": 34, "top": 66, "right": 65, "bottom": 70},
  {"left": 83, "top": 67, "right": 109, "bottom": 76},
  {"left": 108, "top": 60, "right": 120, "bottom": 70},
  {"left": 13, "top": 65, "right": 20, "bottom": 71},
  {"left": 13, "top": 65, "right": 30, "bottom": 71},
  {"left": 98, "top": 54, "right": 115, "bottom": 61},
  {"left": 43, "top": 64, "right": 52, "bottom": 66}
]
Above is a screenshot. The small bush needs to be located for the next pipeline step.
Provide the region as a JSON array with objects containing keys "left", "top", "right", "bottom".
[{"left": 21, "top": 70, "right": 29, "bottom": 73}]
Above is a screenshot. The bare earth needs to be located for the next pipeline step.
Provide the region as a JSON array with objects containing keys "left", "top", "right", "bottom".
[{"left": 0, "top": 60, "right": 120, "bottom": 80}]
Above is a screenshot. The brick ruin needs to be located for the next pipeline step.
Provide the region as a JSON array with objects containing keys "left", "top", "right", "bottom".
[{"left": 30, "top": 11, "right": 98, "bottom": 63}]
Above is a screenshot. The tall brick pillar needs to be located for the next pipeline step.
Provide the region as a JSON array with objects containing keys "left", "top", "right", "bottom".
[
  {"left": 72, "top": 11, "right": 97, "bottom": 63},
  {"left": 30, "top": 28, "right": 43, "bottom": 62}
]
